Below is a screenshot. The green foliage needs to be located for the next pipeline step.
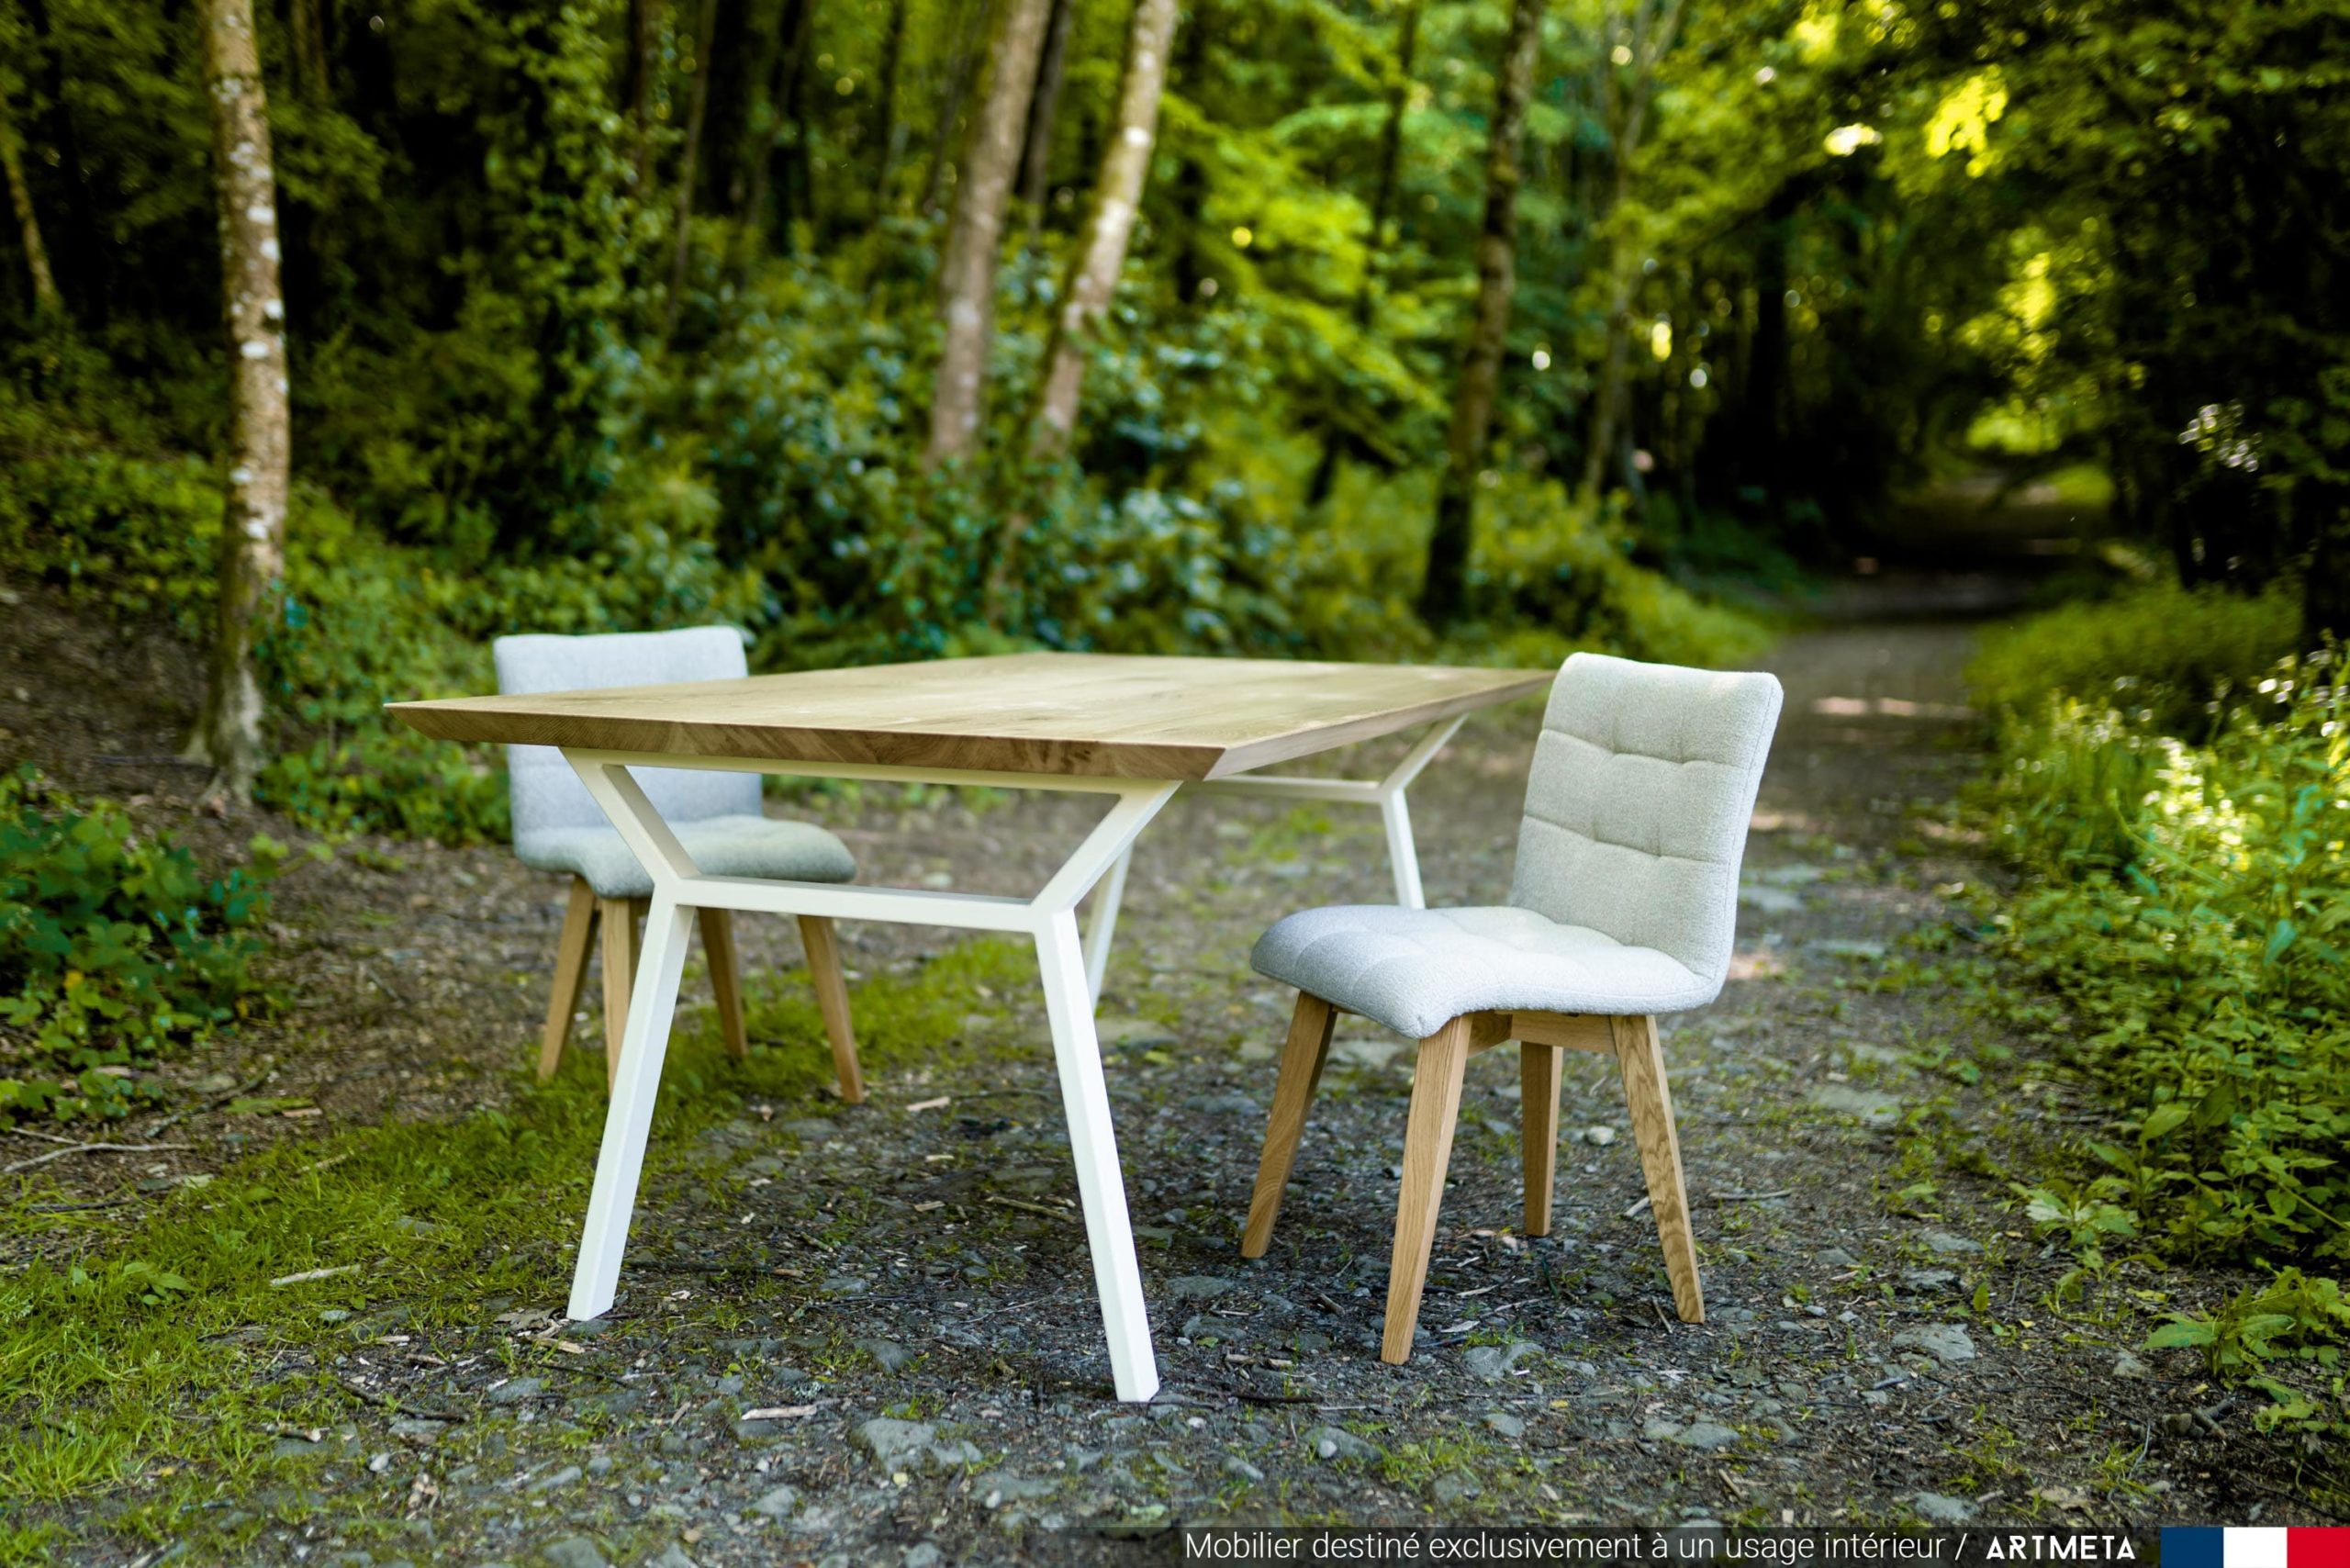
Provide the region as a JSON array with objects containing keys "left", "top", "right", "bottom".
[
  {"left": 1982, "top": 655, "right": 2350, "bottom": 1267},
  {"left": 0, "top": 769, "right": 272, "bottom": 1123},
  {"left": 2144, "top": 1269, "right": 2350, "bottom": 1380},
  {"left": 1969, "top": 582, "right": 2304, "bottom": 734}
]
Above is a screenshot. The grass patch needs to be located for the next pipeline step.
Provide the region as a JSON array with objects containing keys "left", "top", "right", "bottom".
[{"left": 0, "top": 935, "right": 1036, "bottom": 1551}]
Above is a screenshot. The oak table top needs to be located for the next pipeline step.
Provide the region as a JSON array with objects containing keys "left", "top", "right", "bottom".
[{"left": 387, "top": 651, "right": 1551, "bottom": 781}]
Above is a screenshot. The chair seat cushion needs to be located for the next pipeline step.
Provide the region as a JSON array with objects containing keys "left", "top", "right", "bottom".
[
  {"left": 1251, "top": 904, "right": 1720, "bottom": 1040},
  {"left": 517, "top": 815, "right": 856, "bottom": 900}
]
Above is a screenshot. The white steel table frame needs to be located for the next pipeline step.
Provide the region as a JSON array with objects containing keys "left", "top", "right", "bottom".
[{"left": 559, "top": 714, "right": 1465, "bottom": 1405}]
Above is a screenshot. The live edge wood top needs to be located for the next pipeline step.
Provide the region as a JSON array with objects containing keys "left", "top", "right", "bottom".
[{"left": 387, "top": 652, "right": 1552, "bottom": 782}]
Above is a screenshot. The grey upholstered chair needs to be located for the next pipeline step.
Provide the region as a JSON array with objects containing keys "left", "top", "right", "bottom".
[
  {"left": 495, "top": 628, "right": 865, "bottom": 1100},
  {"left": 1240, "top": 652, "right": 1784, "bottom": 1362}
]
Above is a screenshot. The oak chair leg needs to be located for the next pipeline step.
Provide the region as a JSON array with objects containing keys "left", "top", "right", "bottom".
[
  {"left": 1382, "top": 1014, "right": 1473, "bottom": 1364},
  {"left": 796, "top": 914, "right": 865, "bottom": 1104},
  {"left": 599, "top": 897, "right": 643, "bottom": 1090},
  {"left": 1520, "top": 1041, "right": 1564, "bottom": 1237},
  {"left": 698, "top": 907, "right": 749, "bottom": 1062},
  {"left": 539, "top": 878, "right": 599, "bottom": 1081},
  {"left": 1613, "top": 1012, "right": 1704, "bottom": 1322},
  {"left": 1240, "top": 992, "right": 1337, "bottom": 1258}
]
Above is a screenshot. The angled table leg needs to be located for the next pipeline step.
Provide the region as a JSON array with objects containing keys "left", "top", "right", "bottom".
[{"left": 558, "top": 749, "right": 1176, "bottom": 1400}]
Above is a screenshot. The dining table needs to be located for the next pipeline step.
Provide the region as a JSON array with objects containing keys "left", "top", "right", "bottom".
[{"left": 389, "top": 651, "right": 1550, "bottom": 1402}]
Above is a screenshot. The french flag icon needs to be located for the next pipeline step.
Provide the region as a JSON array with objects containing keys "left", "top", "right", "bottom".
[{"left": 2163, "top": 1530, "right": 2350, "bottom": 1568}]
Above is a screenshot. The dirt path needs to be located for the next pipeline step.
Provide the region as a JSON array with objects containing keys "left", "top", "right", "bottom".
[{"left": 5, "top": 560, "right": 2318, "bottom": 1566}]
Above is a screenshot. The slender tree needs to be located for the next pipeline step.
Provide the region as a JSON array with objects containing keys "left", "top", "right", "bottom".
[
  {"left": 663, "top": 0, "right": 722, "bottom": 331},
  {"left": 185, "top": 0, "right": 291, "bottom": 801},
  {"left": 1028, "top": 0, "right": 1180, "bottom": 458},
  {"left": 918, "top": 0, "right": 992, "bottom": 215},
  {"left": 1419, "top": 0, "right": 1544, "bottom": 623},
  {"left": 873, "top": 0, "right": 907, "bottom": 200},
  {"left": 1578, "top": 0, "right": 1685, "bottom": 499},
  {"left": 623, "top": 0, "right": 664, "bottom": 189},
  {"left": 1017, "top": 0, "right": 1074, "bottom": 241},
  {"left": 1355, "top": 0, "right": 1421, "bottom": 329},
  {"left": 923, "top": 0, "right": 1053, "bottom": 465},
  {"left": 0, "top": 86, "right": 61, "bottom": 318}
]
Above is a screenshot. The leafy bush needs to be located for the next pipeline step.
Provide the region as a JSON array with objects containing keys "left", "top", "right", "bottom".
[
  {"left": 1981, "top": 657, "right": 2349, "bottom": 1266},
  {"left": 0, "top": 769, "right": 274, "bottom": 1122},
  {"left": 1969, "top": 580, "right": 2302, "bottom": 735}
]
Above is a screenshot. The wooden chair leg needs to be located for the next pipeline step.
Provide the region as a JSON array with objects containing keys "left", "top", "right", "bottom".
[
  {"left": 1382, "top": 1014, "right": 1473, "bottom": 1364},
  {"left": 698, "top": 907, "right": 749, "bottom": 1062},
  {"left": 538, "top": 878, "right": 599, "bottom": 1081},
  {"left": 1520, "top": 1041, "right": 1564, "bottom": 1236},
  {"left": 796, "top": 914, "right": 864, "bottom": 1104},
  {"left": 1613, "top": 1013, "right": 1704, "bottom": 1322},
  {"left": 1240, "top": 992, "right": 1337, "bottom": 1258},
  {"left": 599, "top": 897, "right": 642, "bottom": 1090}
]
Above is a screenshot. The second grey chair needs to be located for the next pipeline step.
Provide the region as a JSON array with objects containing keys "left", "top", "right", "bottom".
[
  {"left": 495, "top": 627, "right": 865, "bottom": 1100},
  {"left": 1239, "top": 652, "right": 1784, "bottom": 1362}
]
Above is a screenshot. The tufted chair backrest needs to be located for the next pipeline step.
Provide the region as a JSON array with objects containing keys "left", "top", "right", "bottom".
[
  {"left": 493, "top": 627, "right": 762, "bottom": 846},
  {"left": 1509, "top": 652, "right": 1784, "bottom": 991}
]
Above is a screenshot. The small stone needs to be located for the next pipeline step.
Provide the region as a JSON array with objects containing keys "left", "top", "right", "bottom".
[
  {"left": 1302, "top": 1426, "right": 1378, "bottom": 1463},
  {"left": 1908, "top": 1492, "right": 1976, "bottom": 1524},
  {"left": 488, "top": 1377, "right": 546, "bottom": 1406},
  {"left": 1919, "top": 1230, "right": 1984, "bottom": 1256},
  {"left": 903, "top": 1546, "right": 945, "bottom": 1568},
  {"left": 1808, "top": 938, "right": 1886, "bottom": 960},
  {"left": 2111, "top": 1351, "right": 2152, "bottom": 1380},
  {"left": 1892, "top": 1324, "right": 1978, "bottom": 1364},
  {"left": 1816, "top": 1248, "right": 1859, "bottom": 1269},
  {"left": 856, "top": 1338, "right": 912, "bottom": 1372},
  {"left": 1463, "top": 1341, "right": 1540, "bottom": 1382},
  {"left": 1095, "top": 1018, "right": 1178, "bottom": 1050},
  {"left": 1223, "top": 1456, "right": 1266, "bottom": 1484},
  {"left": 527, "top": 1464, "right": 581, "bottom": 1493},
  {"left": 643, "top": 1548, "right": 699, "bottom": 1568},
  {"left": 856, "top": 1417, "right": 936, "bottom": 1470},
  {"left": 1641, "top": 1417, "right": 1684, "bottom": 1443},
  {"left": 1185, "top": 1093, "right": 1261, "bottom": 1116},
  {"left": 750, "top": 1484, "right": 801, "bottom": 1521},
  {"left": 1169, "top": 1276, "right": 1237, "bottom": 1300},
  {"left": 1808, "top": 1084, "right": 1902, "bottom": 1126},
  {"left": 1740, "top": 884, "right": 1806, "bottom": 914},
  {"left": 1483, "top": 1413, "right": 1527, "bottom": 1439},
  {"left": 540, "top": 1538, "right": 610, "bottom": 1568},
  {"left": 1433, "top": 1472, "right": 1483, "bottom": 1503},
  {"left": 1582, "top": 1126, "right": 1617, "bottom": 1147},
  {"left": 1900, "top": 1269, "right": 1959, "bottom": 1294},
  {"left": 1673, "top": 1422, "right": 1740, "bottom": 1451}
]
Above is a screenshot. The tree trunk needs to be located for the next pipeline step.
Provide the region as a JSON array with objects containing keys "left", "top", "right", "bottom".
[
  {"left": 737, "top": 0, "right": 812, "bottom": 267},
  {"left": 1577, "top": 0, "right": 1684, "bottom": 501},
  {"left": 874, "top": 0, "right": 906, "bottom": 202},
  {"left": 288, "top": 0, "right": 330, "bottom": 104},
  {"left": 923, "top": 0, "right": 1054, "bottom": 466},
  {"left": 0, "top": 93, "right": 62, "bottom": 319},
  {"left": 185, "top": 0, "right": 292, "bottom": 802},
  {"left": 1353, "top": 0, "right": 1421, "bottom": 328},
  {"left": 663, "top": 0, "right": 722, "bottom": 333},
  {"left": 918, "top": 0, "right": 992, "bottom": 215},
  {"left": 624, "top": 0, "right": 663, "bottom": 190},
  {"left": 1027, "top": 0, "right": 1180, "bottom": 459},
  {"left": 1419, "top": 0, "right": 1543, "bottom": 625},
  {"left": 1017, "top": 0, "right": 1074, "bottom": 241}
]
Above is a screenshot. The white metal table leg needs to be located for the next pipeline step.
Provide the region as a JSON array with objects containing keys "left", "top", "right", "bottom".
[
  {"left": 1082, "top": 846, "right": 1132, "bottom": 1003},
  {"left": 565, "top": 893, "right": 693, "bottom": 1319},
  {"left": 1036, "top": 905, "right": 1158, "bottom": 1401},
  {"left": 558, "top": 749, "right": 1176, "bottom": 1399},
  {"left": 1381, "top": 789, "right": 1424, "bottom": 908}
]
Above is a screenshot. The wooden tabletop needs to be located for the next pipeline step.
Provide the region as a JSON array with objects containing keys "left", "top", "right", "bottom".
[{"left": 388, "top": 652, "right": 1551, "bottom": 781}]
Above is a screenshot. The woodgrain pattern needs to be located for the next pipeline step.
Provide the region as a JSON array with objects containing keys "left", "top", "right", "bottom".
[
  {"left": 1520, "top": 1042, "right": 1563, "bottom": 1236},
  {"left": 599, "top": 898, "right": 643, "bottom": 1089},
  {"left": 387, "top": 652, "right": 1550, "bottom": 781},
  {"left": 539, "top": 878, "right": 599, "bottom": 1081},
  {"left": 1240, "top": 992, "right": 1337, "bottom": 1258},
  {"left": 797, "top": 915, "right": 865, "bottom": 1104},
  {"left": 1382, "top": 1014, "right": 1472, "bottom": 1364},
  {"left": 697, "top": 908, "right": 749, "bottom": 1063},
  {"left": 1614, "top": 1012, "right": 1704, "bottom": 1322}
]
